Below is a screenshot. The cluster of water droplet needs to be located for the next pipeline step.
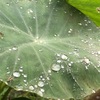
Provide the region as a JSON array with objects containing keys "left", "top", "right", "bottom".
[
  {"left": 51, "top": 53, "right": 74, "bottom": 74},
  {"left": 8, "top": 46, "right": 18, "bottom": 51}
]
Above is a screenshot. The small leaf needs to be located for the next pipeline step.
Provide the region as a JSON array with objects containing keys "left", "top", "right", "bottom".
[{"left": 67, "top": 0, "right": 100, "bottom": 26}]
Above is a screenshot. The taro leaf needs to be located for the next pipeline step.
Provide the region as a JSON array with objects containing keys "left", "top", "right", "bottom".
[
  {"left": 67, "top": 0, "right": 100, "bottom": 26},
  {"left": 0, "top": 0, "right": 100, "bottom": 100}
]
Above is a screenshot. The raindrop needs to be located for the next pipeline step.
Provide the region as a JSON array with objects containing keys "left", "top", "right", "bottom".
[
  {"left": 27, "top": 9, "right": 33, "bottom": 14},
  {"left": 97, "top": 62, "right": 100, "bottom": 67},
  {"left": 88, "top": 28, "right": 92, "bottom": 31},
  {"left": 22, "top": 73, "right": 27, "bottom": 78},
  {"left": 83, "top": 57, "right": 90, "bottom": 65},
  {"left": 70, "top": 28, "right": 73, "bottom": 31},
  {"left": 78, "top": 23, "right": 82, "bottom": 26},
  {"left": 54, "top": 34, "right": 57, "bottom": 37},
  {"left": 15, "top": 62, "right": 17, "bottom": 65},
  {"left": 33, "top": 16, "right": 36, "bottom": 19},
  {"left": 48, "top": 70, "right": 51, "bottom": 74},
  {"left": 61, "top": 54, "right": 68, "bottom": 60},
  {"left": 52, "top": 64, "right": 61, "bottom": 72},
  {"left": 64, "top": 11, "right": 67, "bottom": 13},
  {"left": 25, "top": 83, "right": 28, "bottom": 86},
  {"left": 13, "top": 72, "right": 20, "bottom": 78},
  {"left": 9, "top": 48, "right": 12, "bottom": 51},
  {"left": 61, "top": 65, "right": 64, "bottom": 69},
  {"left": 38, "top": 81, "right": 44, "bottom": 87},
  {"left": 40, "top": 75, "right": 43, "bottom": 78},
  {"left": 88, "top": 21, "right": 91, "bottom": 23},
  {"left": 6, "top": 67, "right": 9, "bottom": 70},
  {"left": 46, "top": 6, "right": 48, "bottom": 8},
  {"left": 40, "top": 88, "right": 45, "bottom": 92},
  {"left": 7, "top": 71, "right": 10, "bottom": 74},
  {"left": 66, "top": 66, "right": 71, "bottom": 73},
  {"left": 49, "top": 0, "right": 51, "bottom": 2},
  {"left": 34, "top": 85, "right": 38, "bottom": 88},
  {"left": 57, "top": 0, "right": 60, "bottom": 2},
  {"left": 37, "top": 91, "right": 43, "bottom": 97},
  {"left": 19, "top": 68, "right": 23, "bottom": 72},
  {"left": 20, "top": 6, "right": 23, "bottom": 9},
  {"left": 68, "top": 28, "right": 73, "bottom": 33},
  {"left": 18, "top": 58, "right": 20, "bottom": 61},
  {"left": 47, "top": 77, "right": 50, "bottom": 80},
  {"left": 6, "top": 3, "right": 10, "bottom": 6},
  {"left": 12, "top": 47, "right": 18, "bottom": 51},
  {"left": 15, "top": 85, "right": 23, "bottom": 90},
  {"left": 85, "top": 24, "right": 88, "bottom": 26},
  {"left": 20, "top": 66, "right": 23, "bottom": 69},
  {"left": 23, "top": 74, "right": 27, "bottom": 78},
  {"left": 68, "top": 30, "right": 71, "bottom": 33},
  {"left": 56, "top": 53, "right": 60, "bottom": 57},
  {"left": 57, "top": 60, "right": 62, "bottom": 63},
  {"left": 84, "top": 19, "right": 87, "bottom": 22},
  {"left": 85, "top": 66, "right": 89, "bottom": 70},
  {"left": 71, "top": 61, "right": 73, "bottom": 64},
  {"left": 68, "top": 63, "right": 72, "bottom": 66},
  {"left": 92, "top": 89, "right": 96, "bottom": 93},
  {"left": 39, "top": 49, "right": 43, "bottom": 52},
  {"left": 24, "top": 80, "right": 27, "bottom": 82},
  {"left": 42, "top": 78, "right": 45, "bottom": 81},
  {"left": 29, "top": 85, "right": 34, "bottom": 91},
  {"left": 97, "top": 51, "right": 100, "bottom": 55}
]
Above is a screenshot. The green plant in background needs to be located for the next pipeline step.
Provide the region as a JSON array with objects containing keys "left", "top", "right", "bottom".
[
  {"left": 0, "top": 0, "right": 100, "bottom": 100},
  {"left": 67, "top": 0, "right": 100, "bottom": 26}
]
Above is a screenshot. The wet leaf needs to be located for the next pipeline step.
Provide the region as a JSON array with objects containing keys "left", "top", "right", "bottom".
[{"left": 0, "top": 0, "right": 100, "bottom": 100}]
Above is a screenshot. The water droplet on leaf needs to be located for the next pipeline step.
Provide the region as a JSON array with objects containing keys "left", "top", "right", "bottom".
[
  {"left": 40, "top": 88, "right": 45, "bottom": 92},
  {"left": 78, "top": 23, "right": 82, "bottom": 26},
  {"left": 6, "top": 3, "right": 10, "bottom": 6},
  {"left": 37, "top": 90, "right": 43, "bottom": 96},
  {"left": 97, "top": 51, "right": 100, "bottom": 55},
  {"left": 48, "top": 70, "right": 51, "bottom": 74},
  {"left": 23, "top": 74, "right": 27, "bottom": 78},
  {"left": 34, "top": 85, "right": 38, "bottom": 88},
  {"left": 52, "top": 64, "right": 61, "bottom": 72},
  {"left": 83, "top": 57, "right": 90, "bottom": 65},
  {"left": 19, "top": 69, "right": 23, "bottom": 72},
  {"left": 61, "top": 54, "right": 68, "bottom": 60},
  {"left": 12, "top": 47, "right": 18, "bottom": 51},
  {"left": 13, "top": 72, "right": 20, "bottom": 78},
  {"left": 29, "top": 86, "right": 34, "bottom": 90},
  {"left": 38, "top": 81, "right": 44, "bottom": 87},
  {"left": 57, "top": 60, "right": 62, "bottom": 63}
]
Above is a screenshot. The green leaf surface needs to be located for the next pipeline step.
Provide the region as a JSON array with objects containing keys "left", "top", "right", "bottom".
[
  {"left": 67, "top": 0, "right": 100, "bottom": 26},
  {"left": 0, "top": 0, "right": 100, "bottom": 100}
]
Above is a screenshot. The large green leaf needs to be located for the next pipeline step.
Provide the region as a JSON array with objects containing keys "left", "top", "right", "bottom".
[
  {"left": 67, "top": 0, "right": 100, "bottom": 26},
  {"left": 0, "top": 0, "right": 100, "bottom": 99}
]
